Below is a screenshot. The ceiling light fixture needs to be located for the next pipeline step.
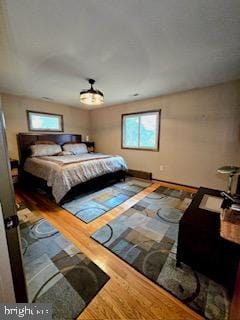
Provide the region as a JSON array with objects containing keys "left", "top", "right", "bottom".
[{"left": 80, "top": 79, "right": 104, "bottom": 105}]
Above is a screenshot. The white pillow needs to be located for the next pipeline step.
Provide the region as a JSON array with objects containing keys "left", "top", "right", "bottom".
[
  {"left": 30, "top": 144, "right": 62, "bottom": 157},
  {"left": 57, "top": 151, "right": 73, "bottom": 156},
  {"left": 63, "top": 143, "right": 88, "bottom": 155}
]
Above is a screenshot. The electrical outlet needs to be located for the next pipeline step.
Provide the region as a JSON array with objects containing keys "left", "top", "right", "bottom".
[{"left": 160, "top": 165, "right": 164, "bottom": 171}]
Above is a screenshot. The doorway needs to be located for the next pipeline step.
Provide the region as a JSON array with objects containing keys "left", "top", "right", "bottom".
[{"left": 0, "top": 96, "right": 27, "bottom": 302}]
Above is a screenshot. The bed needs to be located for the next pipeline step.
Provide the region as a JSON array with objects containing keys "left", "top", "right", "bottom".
[{"left": 17, "top": 133, "right": 127, "bottom": 204}]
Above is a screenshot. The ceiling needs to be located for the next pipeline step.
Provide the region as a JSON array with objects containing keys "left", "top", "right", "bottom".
[{"left": 0, "top": 0, "right": 240, "bottom": 109}]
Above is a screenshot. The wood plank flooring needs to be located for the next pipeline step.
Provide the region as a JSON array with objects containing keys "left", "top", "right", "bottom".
[{"left": 16, "top": 180, "right": 203, "bottom": 320}]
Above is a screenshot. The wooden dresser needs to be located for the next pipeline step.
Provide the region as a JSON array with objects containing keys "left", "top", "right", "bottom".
[{"left": 176, "top": 187, "right": 240, "bottom": 293}]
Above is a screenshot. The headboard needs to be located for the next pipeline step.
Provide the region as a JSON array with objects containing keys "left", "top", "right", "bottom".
[{"left": 17, "top": 132, "right": 82, "bottom": 170}]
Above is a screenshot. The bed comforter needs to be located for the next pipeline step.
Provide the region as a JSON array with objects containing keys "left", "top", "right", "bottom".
[{"left": 24, "top": 153, "right": 127, "bottom": 203}]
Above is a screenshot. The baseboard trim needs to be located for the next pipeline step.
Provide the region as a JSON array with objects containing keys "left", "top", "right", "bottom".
[
  {"left": 152, "top": 177, "right": 198, "bottom": 190},
  {"left": 127, "top": 169, "right": 152, "bottom": 180}
]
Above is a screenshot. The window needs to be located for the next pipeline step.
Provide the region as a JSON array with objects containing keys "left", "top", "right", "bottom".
[
  {"left": 27, "top": 111, "right": 64, "bottom": 132},
  {"left": 122, "top": 110, "right": 160, "bottom": 151}
]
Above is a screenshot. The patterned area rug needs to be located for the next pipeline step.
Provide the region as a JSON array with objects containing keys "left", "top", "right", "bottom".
[
  {"left": 17, "top": 203, "right": 110, "bottom": 319},
  {"left": 62, "top": 178, "right": 151, "bottom": 223},
  {"left": 91, "top": 186, "right": 230, "bottom": 320}
]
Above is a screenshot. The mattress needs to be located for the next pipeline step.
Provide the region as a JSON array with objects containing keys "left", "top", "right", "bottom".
[{"left": 24, "top": 153, "right": 127, "bottom": 203}]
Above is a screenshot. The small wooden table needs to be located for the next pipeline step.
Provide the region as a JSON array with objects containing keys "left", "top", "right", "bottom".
[{"left": 10, "top": 158, "right": 19, "bottom": 184}]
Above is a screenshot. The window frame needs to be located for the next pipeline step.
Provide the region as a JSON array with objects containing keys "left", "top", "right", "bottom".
[
  {"left": 121, "top": 109, "right": 161, "bottom": 151},
  {"left": 26, "top": 110, "right": 64, "bottom": 132}
]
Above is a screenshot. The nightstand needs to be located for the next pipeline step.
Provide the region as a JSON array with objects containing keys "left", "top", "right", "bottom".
[
  {"left": 83, "top": 141, "right": 95, "bottom": 153},
  {"left": 10, "top": 158, "right": 19, "bottom": 184}
]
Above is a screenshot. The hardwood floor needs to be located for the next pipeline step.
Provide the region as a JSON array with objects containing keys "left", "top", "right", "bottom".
[{"left": 16, "top": 180, "right": 203, "bottom": 320}]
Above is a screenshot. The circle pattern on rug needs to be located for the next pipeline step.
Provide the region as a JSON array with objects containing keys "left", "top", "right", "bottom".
[
  {"left": 21, "top": 237, "right": 28, "bottom": 254},
  {"left": 157, "top": 207, "right": 182, "bottom": 223},
  {"left": 31, "top": 219, "right": 58, "bottom": 239},
  {"left": 75, "top": 206, "right": 106, "bottom": 218}
]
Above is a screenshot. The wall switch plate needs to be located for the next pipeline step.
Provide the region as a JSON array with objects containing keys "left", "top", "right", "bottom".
[{"left": 160, "top": 165, "right": 164, "bottom": 171}]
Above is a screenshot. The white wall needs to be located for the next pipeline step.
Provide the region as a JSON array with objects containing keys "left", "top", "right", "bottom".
[
  {"left": 2, "top": 94, "right": 90, "bottom": 159},
  {"left": 90, "top": 80, "right": 240, "bottom": 190},
  {"left": 2, "top": 80, "right": 240, "bottom": 190}
]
